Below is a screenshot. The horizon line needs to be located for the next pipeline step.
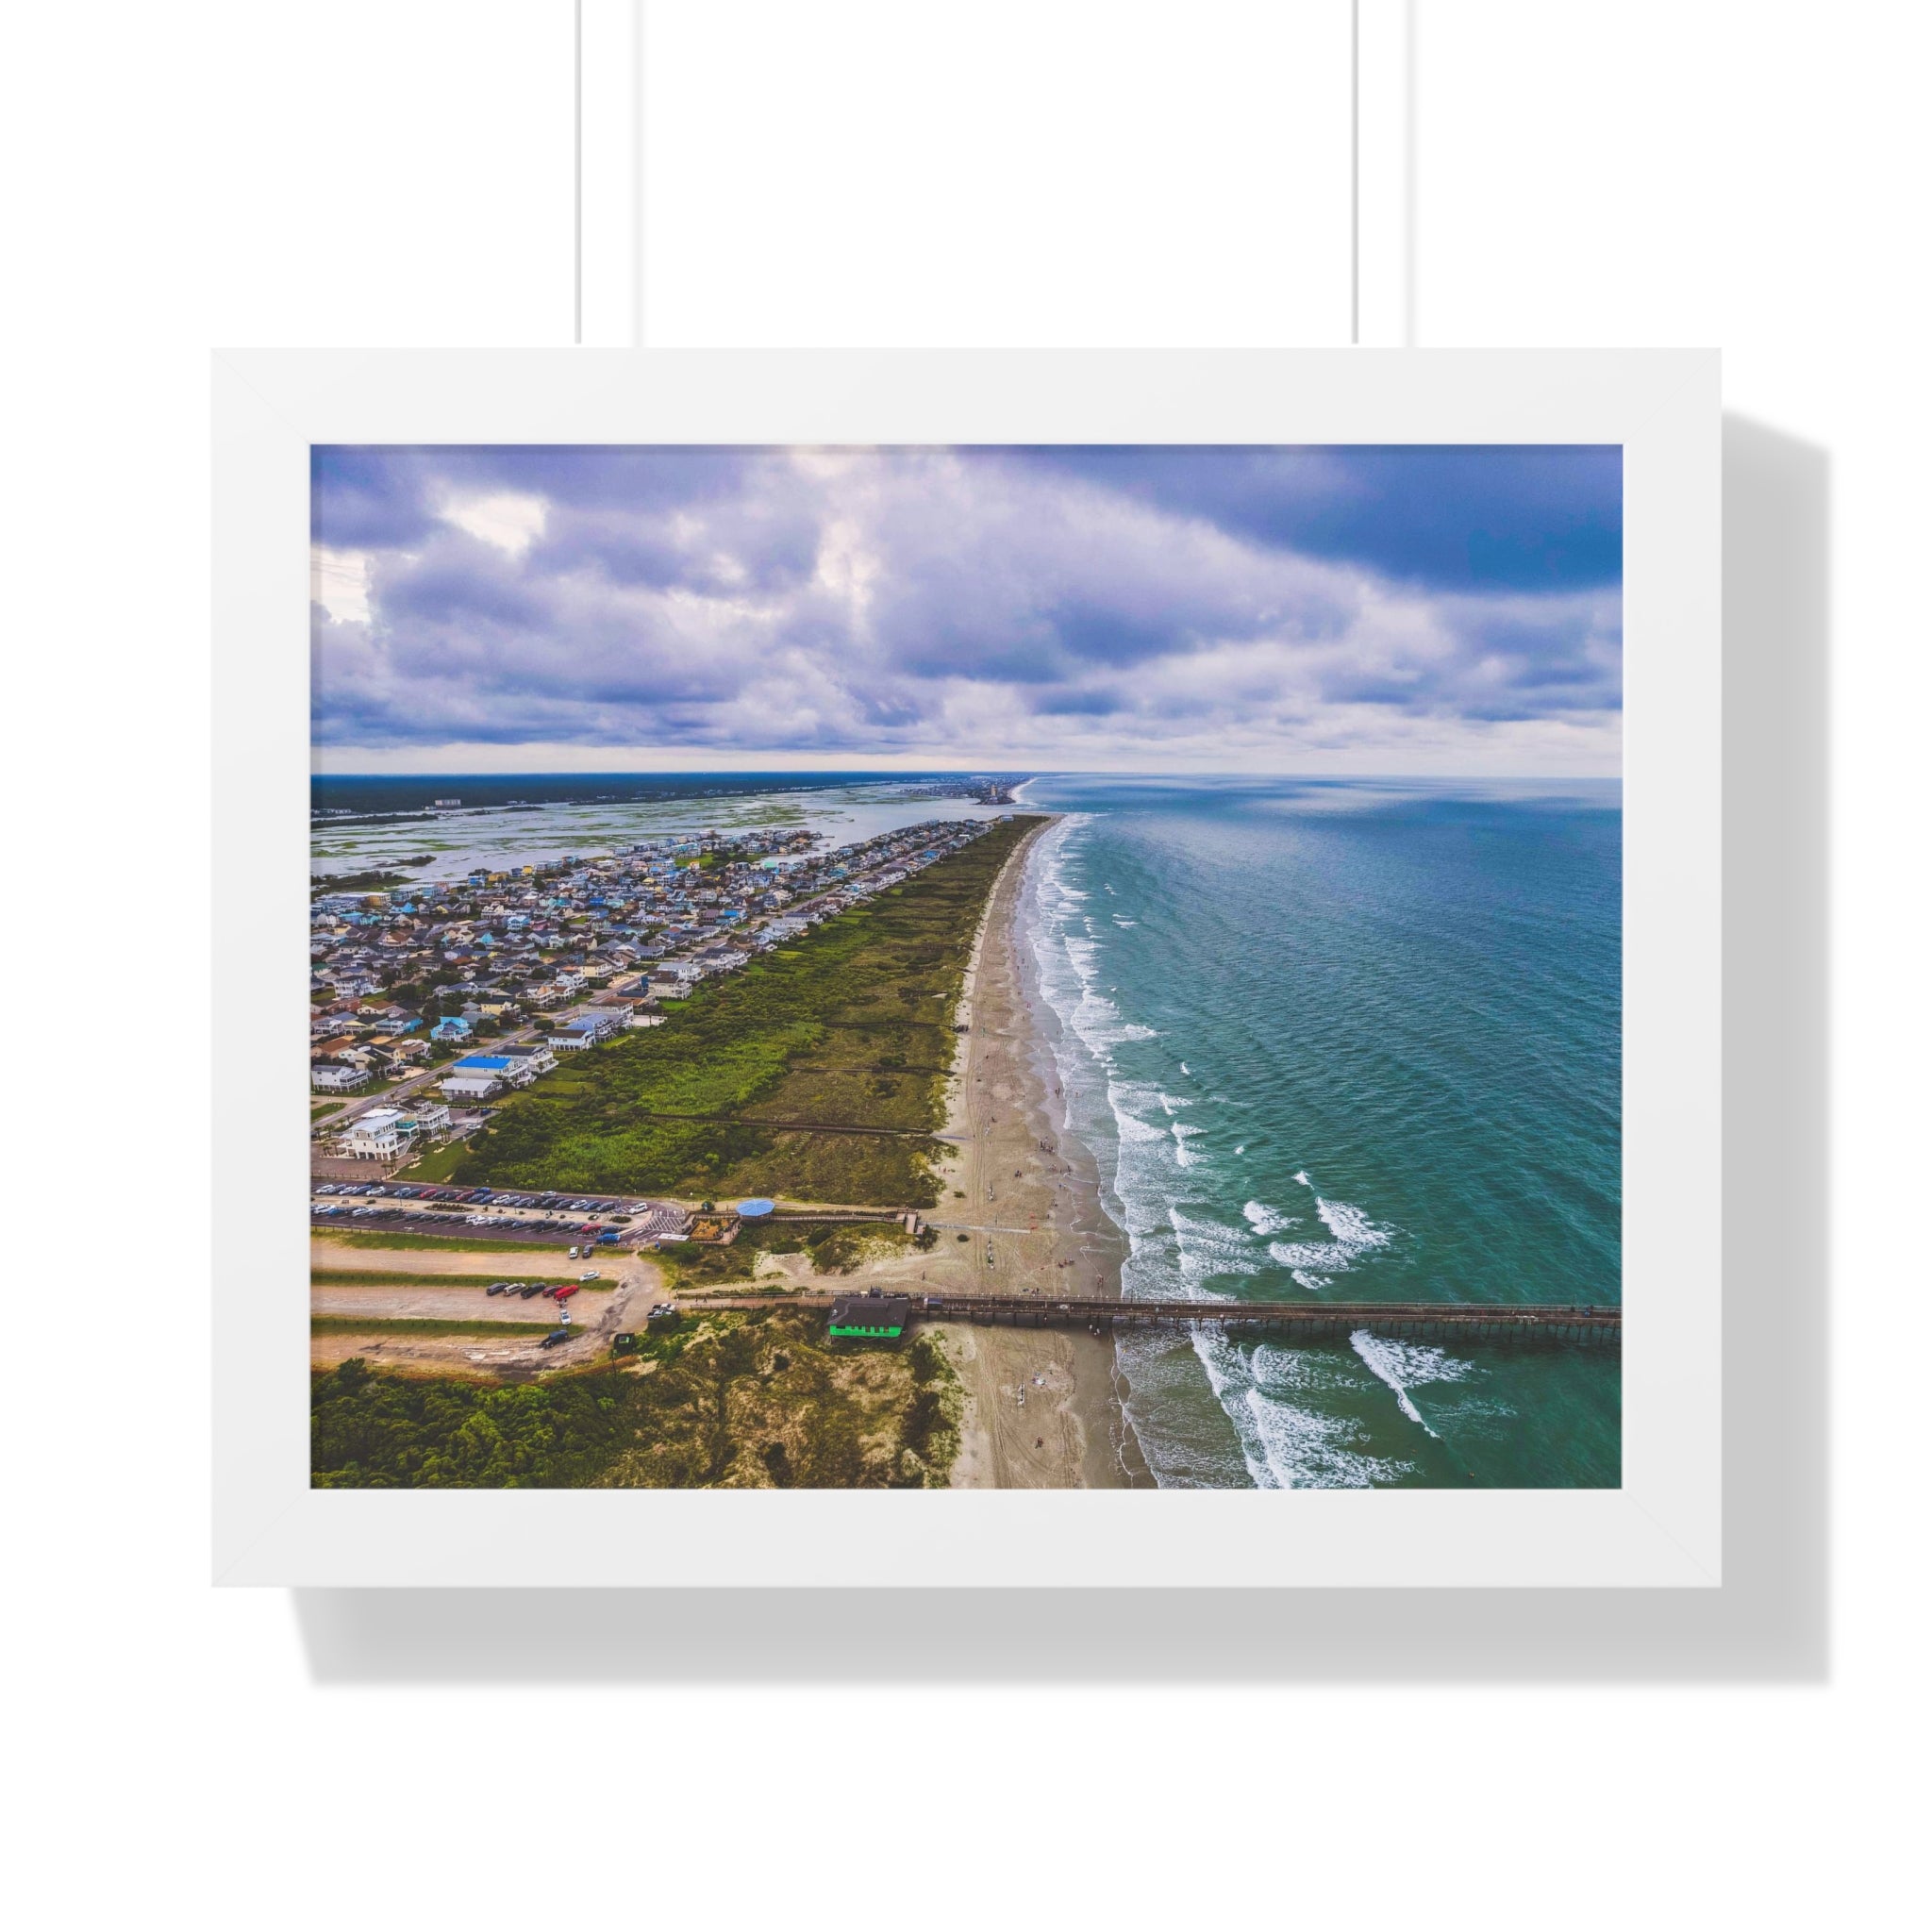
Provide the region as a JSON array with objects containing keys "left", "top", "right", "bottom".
[{"left": 310, "top": 766, "right": 1623, "bottom": 781}]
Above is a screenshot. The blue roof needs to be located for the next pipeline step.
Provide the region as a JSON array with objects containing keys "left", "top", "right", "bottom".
[
  {"left": 452, "top": 1055, "right": 510, "bottom": 1072},
  {"left": 736, "top": 1197, "right": 776, "bottom": 1218}
]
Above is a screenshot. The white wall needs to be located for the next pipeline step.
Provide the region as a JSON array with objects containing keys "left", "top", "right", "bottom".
[{"left": 6, "top": 3, "right": 1918, "bottom": 1926}]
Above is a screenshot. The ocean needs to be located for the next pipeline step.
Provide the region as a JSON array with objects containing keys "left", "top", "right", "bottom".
[{"left": 1015, "top": 774, "right": 1622, "bottom": 1489}]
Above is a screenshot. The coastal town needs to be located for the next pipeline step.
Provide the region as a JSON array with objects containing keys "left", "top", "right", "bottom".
[
  {"left": 307, "top": 803, "right": 1148, "bottom": 1493},
  {"left": 310, "top": 814, "right": 1012, "bottom": 1173}
]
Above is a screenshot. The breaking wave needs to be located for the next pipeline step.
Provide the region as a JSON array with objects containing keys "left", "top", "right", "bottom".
[
  {"left": 1267, "top": 1194, "right": 1394, "bottom": 1275},
  {"left": 1241, "top": 1199, "right": 1294, "bottom": 1236},
  {"left": 1350, "top": 1331, "right": 1474, "bottom": 1437}
]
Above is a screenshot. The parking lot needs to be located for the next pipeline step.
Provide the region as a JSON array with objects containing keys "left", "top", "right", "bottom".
[{"left": 309, "top": 1178, "right": 675, "bottom": 1247}]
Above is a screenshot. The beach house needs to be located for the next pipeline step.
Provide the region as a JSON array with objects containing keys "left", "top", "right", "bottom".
[
  {"left": 339, "top": 1107, "right": 417, "bottom": 1160},
  {"left": 439, "top": 1056, "right": 509, "bottom": 1102}
]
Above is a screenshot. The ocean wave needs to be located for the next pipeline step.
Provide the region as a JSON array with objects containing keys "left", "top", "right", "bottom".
[
  {"left": 1019, "top": 809, "right": 1408, "bottom": 1492},
  {"left": 1317, "top": 1196, "right": 1390, "bottom": 1249},
  {"left": 1188, "top": 1327, "right": 1397, "bottom": 1489},
  {"left": 1167, "top": 1206, "right": 1261, "bottom": 1280},
  {"left": 1291, "top": 1270, "right": 1333, "bottom": 1291},
  {"left": 1267, "top": 1194, "right": 1394, "bottom": 1275},
  {"left": 1350, "top": 1331, "right": 1471, "bottom": 1437},
  {"left": 1249, "top": 1343, "right": 1360, "bottom": 1394}
]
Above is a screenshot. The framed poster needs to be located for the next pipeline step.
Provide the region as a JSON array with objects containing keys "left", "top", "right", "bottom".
[{"left": 213, "top": 347, "right": 1718, "bottom": 1586}]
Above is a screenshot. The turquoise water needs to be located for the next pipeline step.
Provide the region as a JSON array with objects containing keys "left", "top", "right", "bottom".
[{"left": 1017, "top": 775, "right": 1622, "bottom": 1489}]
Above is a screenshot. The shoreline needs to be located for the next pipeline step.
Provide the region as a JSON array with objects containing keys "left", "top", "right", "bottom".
[{"left": 930, "top": 817, "right": 1148, "bottom": 1490}]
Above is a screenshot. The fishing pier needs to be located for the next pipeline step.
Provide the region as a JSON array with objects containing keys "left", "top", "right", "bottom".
[{"left": 684, "top": 1291, "right": 1622, "bottom": 1345}]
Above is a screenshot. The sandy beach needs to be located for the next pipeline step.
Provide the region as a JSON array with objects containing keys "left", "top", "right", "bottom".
[
  {"left": 800, "top": 817, "right": 1143, "bottom": 1483},
  {"left": 923, "top": 819, "right": 1146, "bottom": 1488}
]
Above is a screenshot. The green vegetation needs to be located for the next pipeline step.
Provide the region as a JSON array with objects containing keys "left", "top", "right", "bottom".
[
  {"left": 313, "top": 1229, "right": 575, "bottom": 1256},
  {"left": 310, "top": 1317, "right": 558, "bottom": 1338},
  {"left": 453, "top": 818, "right": 1040, "bottom": 1206},
  {"left": 310, "top": 1311, "right": 964, "bottom": 1488},
  {"left": 393, "top": 1137, "right": 477, "bottom": 1184},
  {"left": 310, "top": 866, "right": 420, "bottom": 899},
  {"left": 650, "top": 1220, "right": 915, "bottom": 1291},
  {"left": 310, "top": 1102, "right": 344, "bottom": 1123},
  {"left": 309, "top": 1268, "right": 592, "bottom": 1288}
]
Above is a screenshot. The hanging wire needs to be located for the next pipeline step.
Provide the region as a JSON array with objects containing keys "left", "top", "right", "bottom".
[
  {"left": 1351, "top": 0, "right": 1360, "bottom": 345},
  {"left": 574, "top": 0, "right": 584, "bottom": 345}
]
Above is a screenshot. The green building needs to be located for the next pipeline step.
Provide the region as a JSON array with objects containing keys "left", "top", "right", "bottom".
[{"left": 827, "top": 1292, "right": 912, "bottom": 1342}]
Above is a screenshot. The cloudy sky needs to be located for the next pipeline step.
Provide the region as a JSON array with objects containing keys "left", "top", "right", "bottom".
[{"left": 311, "top": 443, "right": 1621, "bottom": 774}]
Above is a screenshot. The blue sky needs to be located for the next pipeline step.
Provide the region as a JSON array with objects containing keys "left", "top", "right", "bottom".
[{"left": 311, "top": 443, "right": 1621, "bottom": 774}]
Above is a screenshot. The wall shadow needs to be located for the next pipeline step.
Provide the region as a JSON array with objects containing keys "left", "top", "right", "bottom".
[{"left": 292, "top": 412, "right": 1829, "bottom": 1685}]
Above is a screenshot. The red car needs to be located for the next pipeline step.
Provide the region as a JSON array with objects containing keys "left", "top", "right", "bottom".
[{"left": 553, "top": 1283, "right": 580, "bottom": 1303}]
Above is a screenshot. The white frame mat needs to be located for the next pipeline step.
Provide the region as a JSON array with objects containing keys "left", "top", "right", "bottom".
[{"left": 213, "top": 346, "right": 1718, "bottom": 1588}]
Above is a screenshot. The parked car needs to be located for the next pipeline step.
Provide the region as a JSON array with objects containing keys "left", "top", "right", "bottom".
[
  {"left": 519, "top": 1283, "right": 545, "bottom": 1299},
  {"left": 486, "top": 1283, "right": 508, "bottom": 1296},
  {"left": 539, "top": 1329, "right": 573, "bottom": 1349},
  {"left": 578, "top": 1271, "right": 600, "bottom": 1282},
  {"left": 540, "top": 1285, "right": 558, "bottom": 1298},
  {"left": 554, "top": 1283, "right": 580, "bottom": 1302}
]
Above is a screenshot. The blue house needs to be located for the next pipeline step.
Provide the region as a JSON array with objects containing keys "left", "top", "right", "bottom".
[
  {"left": 451, "top": 1054, "right": 512, "bottom": 1076},
  {"left": 431, "top": 1016, "right": 473, "bottom": 1042}
]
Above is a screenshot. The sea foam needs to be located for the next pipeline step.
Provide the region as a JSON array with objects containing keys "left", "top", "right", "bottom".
[
  {"left": 1267, "top": 1194, "right": 1393, "bottom": 1275},
  {"left": 1350, "top": 1331, "right": 1473, "bottom": 1437},
  {"left": 1185, "top": 1324, "right": 1396, "bottom": 1488}
]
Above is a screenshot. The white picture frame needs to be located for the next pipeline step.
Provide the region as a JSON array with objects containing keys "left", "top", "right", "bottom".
[{"left": 214, "top": 346, "right": 1719, "bottom": 1587}]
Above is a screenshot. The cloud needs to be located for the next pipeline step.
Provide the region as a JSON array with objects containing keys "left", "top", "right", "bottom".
[{"left": 310, "top": 443, "right": 1622, "bottom": 773}]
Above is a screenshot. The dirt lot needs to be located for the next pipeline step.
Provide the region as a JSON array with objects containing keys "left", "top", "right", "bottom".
[
  {"left": 311, "top": 1281, "right": 615, "bottom": 1324},
  {"left": 311, "top": 1243, "right": 664, "bottom": 1376},
  {"left": 310, "top": 1239, "right": 590, "bottom": 1277}
]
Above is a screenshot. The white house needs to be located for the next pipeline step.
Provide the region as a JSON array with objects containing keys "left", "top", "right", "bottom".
[
  {"left": 438, "top": 1054, "right": 514, "bottom": 1102},
  {"left": 340, "top": 1107, "right": 416, "bottom": 1160},
  {"left": 554, "top": 1008, "right": 624, "bottom": 1049},
  {"left": 496, "top": 1041, "right": 557, "bottom": 1079},
  {"left": 310, "top": 1060, "right": 370, "bottom": 1092},
  {"left": 439, "top": 1071, "right": 505, "bottom": 1102}
]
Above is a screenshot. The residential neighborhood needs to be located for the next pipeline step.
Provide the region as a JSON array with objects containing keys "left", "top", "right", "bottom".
[{"left": 310, "top": 816, "right": 1008, "bottom": 1166}]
